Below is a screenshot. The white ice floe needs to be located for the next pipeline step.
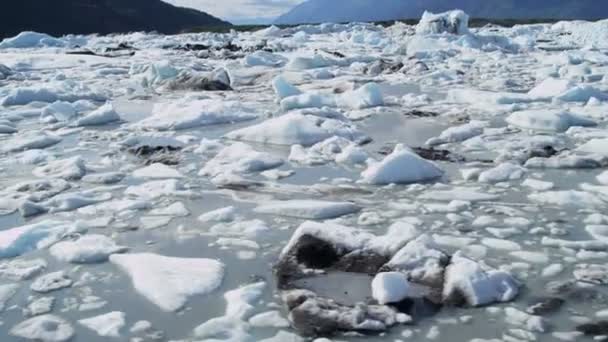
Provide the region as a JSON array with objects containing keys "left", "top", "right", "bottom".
[
  {"left": 2, "top": 132, "right": 61, "bottom": 152},
  {"left": 272, "top": 75, "right": 302, "bottom": 100},
  {"left": 254, "top": 200, "right": 360, "bottom": 219},
  {"left": 30, "top": 271, "right": 72, "bottom": 293},
  {"left": 281, "top": 83, "right": 384, "bottom": 111},
  {"left": 133, "top": 163, "right": 183, "bottom": 179},
  {"left": 361, "top": 144, "right": 443, "bottom": 185},
  {"left": 125, "top": 179, "right": 194, "bottom": 200},
  {"left": 135, "top": 99, "right": 257, "bottom": 131},
  {"left": 74, "top": 103, "right": 121, "bottom": 126},
  {"left": 10, "top": 315, "right": 74, "bottom": 342},
  {"left": 576, "top": 138, "right": 608, "bottom": 156},
  {"left": 372, "top": 272, "right": 410, "bottom": 305},
  {"left": 49, "top": 235, "right": 128, "bottom": 263},
  {"left": 148, "top": 201, "right": 189, "bottom": 217},
  {"left": 243, "top": 51, "right": 287, "bottom": 67},
  {"left": 33, "top": 156, "right": 87, "bottom": 180},
  {"left": 527, "top": 78, "right": 573, "bottom": 98},
  {"left": 209, "top": 219, "right": 270, "bottom": 239},
  {"left": 225, "top": 112, "right": 366, "bottom": 146},
  {"left": 529, "top": 190, "right": 605, "bottom": 208},
  {"left": 0, "top": 283, "right": 18, "bottom": 311},
  {"left": 506, "top": 110, "right": 596, "bottom": 132},
  {"left": 586, "top": 225, "right": 608, "bottom": 243},
  {"left": 248, "top": 310, "right": 290, "bottom": 328},
  {"left": 193, "top": 282, "right": 266, "bottom": 341},
  {"left": 198, "top": 206, "right": 237, "bottom": 223},
  {"left": 0, "top": 220, "right": 74, "bottom": 259},
  {"left": 199, "top": 142, "right": 283, "bottom": 178},
  {"left": 416, "top": 10, "right": 469, "bottom": 35},
  {"left": 110, "top": 253, "right": 225, "bottom": 311},
  {"left": 478, "top": 163, "right": 526, "bottom": 183},
  {"left": 426, "top": 121, "right": 487, "bottom": 146},
  {"left": 0, "top": 32, "right": 66, "bottom": 49},
  {"left": 78, "top": 311, "right": 126, "bottom": 337},
  {"left": 443, "top": 253, "right": 520, "bottom": 307},
  {"left": 0, "top": 258, "right": 47, "bottom": 281},
  {"left": 504, "top": 307, "right": 548, "bottom": 333}
]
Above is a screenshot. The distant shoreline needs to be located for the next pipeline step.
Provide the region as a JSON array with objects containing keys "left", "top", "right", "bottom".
[{"left": 187, "top": 17, "right": 603, "bottom": 34}]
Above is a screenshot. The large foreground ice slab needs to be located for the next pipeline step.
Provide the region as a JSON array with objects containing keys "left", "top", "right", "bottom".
[{"left": 109, "top": 253, "right": 225, "bottom": 311}]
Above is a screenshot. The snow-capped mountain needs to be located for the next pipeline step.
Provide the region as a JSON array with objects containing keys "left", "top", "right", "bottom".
[{"left": 275, "top": 0, "right": 608, "bottom": 25}]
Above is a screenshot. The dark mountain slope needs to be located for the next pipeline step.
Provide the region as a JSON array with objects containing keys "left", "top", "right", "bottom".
[
  {"left": 275, "top": 0, "right": 608, "bottom": 25},
  {"left": 0, "top": 0, "right": 230, "bottom": 39}
]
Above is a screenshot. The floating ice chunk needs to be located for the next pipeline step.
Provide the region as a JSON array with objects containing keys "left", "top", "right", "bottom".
[
  {"left": 227, "top": 112, "right": 366, "bottom": 146},
  {"left": 0, "top": 123, "right": 17, "bottom": 134},
  {"left": 82, "top": 172, "right": 125, "bottom": 185},
  {"left": 138, "top": 60, "right": 179, "bottom": 86},
  {"left": 443, "top": 253, "right": 519, "bottom": 307},
  {"left": 528, "top": 78, "right": 573, "bottom": 98},
  {"left": 273, "top": 76, "right": 302, "bottom": 100},
  {"left": 193, "top": 282, "right": 266, "bottom": 340},
  {"left": 481, "top": 238, "right": 521, "bottom": 251},
  {"left": 0, "top": 283, "right": 18, "bottom": 311},
  {"left": 33, "top": 156, "right": 87, "bottom": 180},
  {"left": 586, "top": 225, "right": 608, "bottom": 243},
  {"left": 41, "top": 101, "right": 77, "bottom": 122},
  {"left": 542, "top": 237, "right": 608, "bottom": 251},
  {"left": 510, "top": 251, "right": 549, "bottom": 264},
  {"left": 74, "top": 103, "right": 121, "bottom": 126},
  {"left": 140, "top": 216, "right": 172, "bottom": 229},
  {"left": 504, "top": 307, "right": 548, "bottom": 333},
  {"left": 529, "top": 190, "right": 605, "bottom": 208},
  {"left": 287, "top": 54, "right": 341, "bottom": 70},
  {"left": 557, "top": 85, "right": 608, "bottom": 102},
  {"left": 577, "top": 138, "right": 608, "bottom": 156},
  {"left": 78, "top": 311, "right": 126, "bottom": 337},
  {"left": 372, "top": 272, "right": 410, "bottom": 305},
  {"left": 260, "top": 331, "right": 305, "bottom": 342},
  {"left": 209, "top": 219, "right": 270, "bottom": 239},
  {"left": 416, "top": 10, "right": 469, "bottom": 35},
  {"left": 255, "top": 200, "right": 360, "bottom": 219},
  {"left": 78, "top": 199, "right": 151, "bottom": 215},
  {"left": 135, "top": 99, "right": 257, "bottom": 131},
  {"left": 426, "top": 121, "right": 487, "bottom": 146},
  {"left": 243, "top": 51, "right": 287, "bottom": 67},
  {"left": 281, "top": 83, "right": 384, "bottom": 111},
  {"left": 125, "top": 179, "right": 193, "bottom": 200},
  {"left": 31, "top": 271, "right": 72, "bottom": 293},
  {"left": 0, "top": 31, "right": 66, "bottom": 49},
  {"left": 0, "top": 258, "right": 46, "bottom": 280},
  {"left": 148, "top": 202, "right": 189, "bottom": 217},
  {"left": 522, "top": 179, "right": 554, "bottom": 191},
  {"left": 478, "top": 163, "right": 526, "bottom": 183},
  {"left": 361, "top": 144, "right": 443, "bottom": 185},
  {"left": 44, "top": 191, "right": 112, "bottom": 213},
  {"left": 419, "top": 187, "right": 500, "bottom": 202},
  {"left": 3, "top": 132, "right": 61, "bottom": 152},
  {"left": 249, "top": 310, "right": 290, "bottom": 328},
  {"left": 50, "top": 235, "right": 127, "bottom": 263},
  {"left": 200, "top": 142, "right": 283, "bottom": 178},
  {"left": 0, "top": 220, "right": 73, "bottom": 259},
  {"left": 110, "top": 253, "right": 224, "bottom": 311},
  {"left": 10, "top": 315, "right": 74, "bottom": 342},
  {"left": 507, "top": 110, "right": 596, "bottom": 132},
  {"left": 338, "top": 83, "right": 384, "bottom": 110},
  {"left": 198, "top": 206, "right": 237, "bottom": 223},
  {"left": 280, "top": 93, "right": 337, "bottom": 111},
  {"left": 1, "top": 87, "right": 59, "bottom": 106},
  {"left": 133, "top": 163, "right": 183, "bottom": 179}
]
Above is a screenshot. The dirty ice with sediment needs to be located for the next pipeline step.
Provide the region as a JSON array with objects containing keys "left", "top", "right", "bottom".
[{"left": 1, "top": 9, "right": 608, "bottom": 342}]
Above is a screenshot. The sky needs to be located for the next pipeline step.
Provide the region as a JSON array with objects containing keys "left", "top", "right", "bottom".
[{"left": 163, "top": 0, "right": 305, "bottom": 24}]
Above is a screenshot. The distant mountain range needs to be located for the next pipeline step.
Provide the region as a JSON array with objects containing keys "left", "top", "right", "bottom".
[
  {"left": 275, "top": 0, "right": 608, "bottom": 25},
  {"left": 0, "top": 0, "right": 230, "bottom": 39}
]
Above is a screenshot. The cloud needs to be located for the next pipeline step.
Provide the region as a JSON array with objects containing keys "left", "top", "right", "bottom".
[{"left": 163, "top": 0, "right": 304, "bottom": 20}]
